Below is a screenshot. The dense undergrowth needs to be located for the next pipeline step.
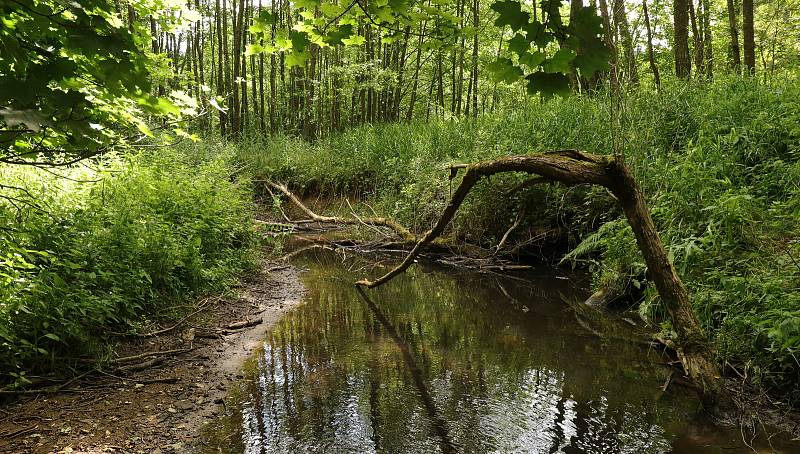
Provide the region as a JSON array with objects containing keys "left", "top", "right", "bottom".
[
  {"left": 214, "top": 77, "right": 800, "bottom": 403},
  {"left": 0, "top": 151, "right": 257, "bottom": 384}
]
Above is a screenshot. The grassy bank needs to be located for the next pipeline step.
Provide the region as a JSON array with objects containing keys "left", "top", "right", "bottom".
[
  {"left": 0, "top": 150, "right": 258, "bottom": 384},
  {"left": 217, "top": 77, "right": 800, "bottom": 403}
]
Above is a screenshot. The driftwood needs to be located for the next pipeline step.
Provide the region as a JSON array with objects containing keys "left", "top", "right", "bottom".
[
  {"left": 354, "top": 150, "right": 734, "bottom": 417},
  {"left": 265, "top": 181, "right": 417, "bottom": 242}
]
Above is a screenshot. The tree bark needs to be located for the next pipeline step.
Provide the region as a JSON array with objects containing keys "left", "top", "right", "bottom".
[
  {"left": 613, "top": 0, "right": 638, "bottom": 83},
  {"left": 643, "top": 0, "right": 661, "bottom": 90},
  {"left": 726, "top": 0, "right": 741, "bottom": 72},
  {"left": 702, "top": 0, "right": 713, "bottom": 78},
  {"left": 215, "top": 0, "right": 227, "bottom": 135},
  {"left": 689, "top": 0, "right": 704, "bottom": 78},
  {"left": 674, "top": 0, "right": 692, "bottom": 78},
  {"left": 470, "top": 0, "right": 479, "bottom": 117},
  {"left": 742, "top": 0, "right": 755, "bottom": 73},
  {"left": 598, "top": 0, "right": 618, "bottom": 88}
]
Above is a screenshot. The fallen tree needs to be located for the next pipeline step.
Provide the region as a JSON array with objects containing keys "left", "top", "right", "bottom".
[
  {"left": 354, "top": 150, "right": 735, "bottom": 417},
  {"left": 264, "top": 181, "right": 417, "bottom": 242}
]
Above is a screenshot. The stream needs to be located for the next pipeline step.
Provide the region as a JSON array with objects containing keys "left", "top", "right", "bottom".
[{"left": 199, "top": 243, "right": 792, "bottom": 453}]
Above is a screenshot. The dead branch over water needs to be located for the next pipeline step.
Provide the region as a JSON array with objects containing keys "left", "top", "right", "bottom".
[{"left": 264, "top": 180, "right": 417, "bottom": 242}]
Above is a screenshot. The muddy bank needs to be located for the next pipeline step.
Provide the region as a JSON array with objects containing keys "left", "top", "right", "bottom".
[{"left": 0, "top": 261, "right": 304, "bottom": 454}]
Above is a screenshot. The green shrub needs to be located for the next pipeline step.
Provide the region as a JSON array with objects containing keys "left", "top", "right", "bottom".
[{"left": 0, "top": 150, "right": 257, "bottom": 382}]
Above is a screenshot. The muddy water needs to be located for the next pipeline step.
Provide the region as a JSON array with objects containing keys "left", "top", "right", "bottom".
[{"left": 200, "top": 247, "right": 792, "bottom": 453}]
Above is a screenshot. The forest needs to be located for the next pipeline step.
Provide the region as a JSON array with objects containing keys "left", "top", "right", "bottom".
[{"left": 1, "top": 0, "right": 799, "bottom": 451}]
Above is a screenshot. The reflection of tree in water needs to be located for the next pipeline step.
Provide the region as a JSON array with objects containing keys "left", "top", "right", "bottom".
[
  {"left": 221, "top": 251, "right": 700, "bottom": 453},
  {"left": 357, "top": 287, "right": 457, "bottom": 454}
]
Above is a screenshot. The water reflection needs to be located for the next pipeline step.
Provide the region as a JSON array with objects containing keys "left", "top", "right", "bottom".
[{"left": 201, "top": 248, "right": 792, "bottom": 453}]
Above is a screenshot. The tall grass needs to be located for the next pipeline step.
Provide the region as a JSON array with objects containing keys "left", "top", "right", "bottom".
[
  {"left": 229, "top": 77, "right": 800, "bottom": 401},
  {"left": 0, "top": 150, "right": 258, "bottom": 384}
]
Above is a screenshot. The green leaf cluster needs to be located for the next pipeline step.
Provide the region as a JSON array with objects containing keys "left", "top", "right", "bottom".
[
  {"left": 486, "top": 1, "right": 610, "bottom": 97},
  {"left": 0, "top": 0, "right": 186, "bottom": 165},
  {"left": 0, "top": 149, "right": 257, "bottom": 379}
]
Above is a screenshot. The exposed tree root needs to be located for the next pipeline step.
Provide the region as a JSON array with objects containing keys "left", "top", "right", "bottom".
[{"left": 354, "top": 149, "right": 735, "bottom": 418}]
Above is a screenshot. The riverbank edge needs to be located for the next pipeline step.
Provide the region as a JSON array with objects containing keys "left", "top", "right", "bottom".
[{"left": 0, "top": 259, "right": 305, "bottom": 454}]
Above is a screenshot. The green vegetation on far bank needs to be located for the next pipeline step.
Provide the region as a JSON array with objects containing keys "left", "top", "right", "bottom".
[{"left": 218, "top": 78, "right": 800, "bottom": 402}]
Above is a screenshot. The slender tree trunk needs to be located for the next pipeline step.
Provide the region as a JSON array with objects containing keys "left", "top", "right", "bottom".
[
  {"left": 248, "top": 2, "right": 258, "bottom": 131},
  {"left": 196, "top": 0, "right": 206, "bottom": 108},
  {"left": 436, "top": 50, "right": 444, "bottom": 116},
  {"left": 726, "top": 0, "right": 741, "bottom": 72},
  {"left": 231, "top": 0, "right": 245, "bottom": 135},
  {"left": 674, "top": 0, "right": 692, "bottom": 78},
  {"left": 127, "top": 4, "right": 136, "bottom": 31},
  {"left": 269, "top": 0, "right": 278, "bottom": 133},
  {"left": 455, "top": 0, "right": 466, "bottom": 116},
  {"left": 598, "top": 0, "right": 618, "bottom": 88},
  {"left": 393, "top": 27, "right": 411, "bottom": 121},
  {"left": 642, "top": 0, "right": 661, "bottom": 90},
  {"left": 689, "top": 0, "right": 703, "bottom": 78},
  {"left": 702, "top": 0, "right": 714, "bottom": 78},
  {"left": 215, "top": 0, "right": 227, "bottom": 135},
  {"left": 612, "top": 0, "right": 638, "bottom": 83},
  {"left": 406, "top": 19, "right": 426, "bottom": 122},
  {"left": 470, "top": 0, "right": 479, "bottom": 117},
  {"left": 241, "top": 2, "right": 250, "bottom": 133},
  {"left": 742, "top": 0, "right": 755, "bottom": 73},
  {"left": 450, "top": 0, "right": 461, "bottom": 114},
  {"left": 223, "top": 0, "right": 232, "bottom": 129}
]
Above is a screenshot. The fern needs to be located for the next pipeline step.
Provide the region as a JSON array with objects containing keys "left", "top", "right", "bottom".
[{"left": 559, "top": 220, "right": 622, "bottom": 265}]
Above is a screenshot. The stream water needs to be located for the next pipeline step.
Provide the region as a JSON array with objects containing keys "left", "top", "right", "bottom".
[{"left": 200, "top": 245, "right": 794, "bottom": 453}]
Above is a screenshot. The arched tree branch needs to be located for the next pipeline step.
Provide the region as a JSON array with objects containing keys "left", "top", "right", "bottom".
[{"left": 355, "top": 150, "right": 735, "bottom": 417}]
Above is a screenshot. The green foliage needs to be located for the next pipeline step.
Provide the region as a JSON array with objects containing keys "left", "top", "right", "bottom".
[
  {"left": 232, "top": 77, "right": 800, "bottom": 402},
  {"left": 0, "top": 150, "right": 257, "bottom": 380},
  {"left": 486, "top": 0, "right": 610, "bottom": 96},
  {"left": 243, "top": 0, "right": 610, "bottom": 98},
  {"left": 0, "top": 0, "right": 192, "bottom": 165}
]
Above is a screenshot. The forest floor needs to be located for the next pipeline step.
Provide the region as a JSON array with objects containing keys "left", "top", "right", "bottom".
[{"left": 0, "top": 260, "right": 305, "bottom": 454}]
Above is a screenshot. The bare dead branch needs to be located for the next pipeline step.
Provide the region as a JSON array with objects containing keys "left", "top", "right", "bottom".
[{"left": 264, "top": 180, "right": 417, "bottom": 242}]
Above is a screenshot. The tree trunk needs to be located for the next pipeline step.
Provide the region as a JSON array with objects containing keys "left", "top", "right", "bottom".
[
  {"left": 689, "top": 0, "right": 704, "bottom": 78},
  {"left": 612, "top": 0, "right": 638, "bottom": 83},
  {"left": 598, "top": 0, "right": 618, "bottom": 88},
  {"left": 643, "top": 0, "right": 661, "bottom": 90},
  {"left": 726, "top": 0, "right": 741, "bottom": 72},
  {"left": 742, "top": 0, "right": 755, "bottom": 73},
  {"left": 702, "top": 0, "right": 713, "bottom": 78},
  {"left": 215, "top": 0, "right": 227, "bottom": 135},
  {"left": 231, "top": 0, "right": 246, "bottom": 136},
  {"left": 674, "top": 0, "right": 692, "bottom": 78},
  {"left": 393, "top": 27, "right": 411, "bottom": 121},
  {"left": 406, "top": 19, "right": 426, "bottom": 122},
  {"left": 223, "top": 0, "right": 232, "bottom": 130},
  {"left": 470, "top": 0, "right": 479, "bottom": 117}
]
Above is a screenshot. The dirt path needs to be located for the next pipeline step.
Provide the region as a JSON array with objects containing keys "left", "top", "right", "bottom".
[{"left": 0, "top": 262, "right": 304, "bottom": 454}]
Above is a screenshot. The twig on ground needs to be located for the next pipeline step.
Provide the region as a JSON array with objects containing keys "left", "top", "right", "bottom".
[
  {"left": 225, "top": 319, "right": 262, "bottom": 330},
  {"left": 115, "top": 357, "right": 164, "bottom": 373},
  {"left": 110, "top": 347, "right": 193, "bottom": 364}
]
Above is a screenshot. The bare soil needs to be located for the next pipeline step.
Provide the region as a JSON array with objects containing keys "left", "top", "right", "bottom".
[{"left": 0, "top": 262, "right": 304, "bottom": 454}]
